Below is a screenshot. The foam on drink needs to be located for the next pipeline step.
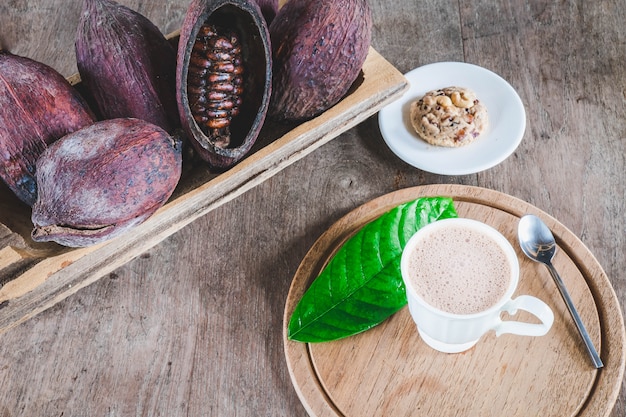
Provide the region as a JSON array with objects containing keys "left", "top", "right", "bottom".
[{"left": 406, "top": 223, "right": 511, "bottom": 315}]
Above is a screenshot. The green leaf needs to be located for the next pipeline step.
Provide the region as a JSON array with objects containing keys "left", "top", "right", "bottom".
[{"left": 288, "top": 196, "right": 458, "bottom": 343}]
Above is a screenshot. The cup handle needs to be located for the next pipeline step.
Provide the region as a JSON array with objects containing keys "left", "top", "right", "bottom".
[{"left": 493, "top": 295, "right": 554, "bottom": 337}]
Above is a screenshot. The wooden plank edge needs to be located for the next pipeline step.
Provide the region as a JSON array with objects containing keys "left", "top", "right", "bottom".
[{"left": 0, "top": 247, "right": 23, "bottom": 269}]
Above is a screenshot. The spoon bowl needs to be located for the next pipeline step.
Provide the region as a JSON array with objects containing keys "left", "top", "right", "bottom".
[
  {"left": 518, "top": 215, "right": 557, "bottom": 265},
  {"left": 518, "top": 214, "right": 603, "bottom": 369}
]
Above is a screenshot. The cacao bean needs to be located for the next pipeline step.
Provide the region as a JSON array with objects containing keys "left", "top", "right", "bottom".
[
  {"left": 76, "top": 0, "right": 179, "bottom": 133},
  {"left": 188, "top": 24, "right": 244, "bottom": 146},
  {"left": 268, "top": 0, "right": 372, "bottom": 121},
  {"left": 0, "top": 50, "right": 95, "bottom": 206},
  {"left": 31, "top": 118, "right": 182, "bottom": 247},
  {"left": 177, "top": 0, "right": 272, "bottom": 170}
]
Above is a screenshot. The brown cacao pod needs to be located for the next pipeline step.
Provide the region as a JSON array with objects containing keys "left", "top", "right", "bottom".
[
  {"left": 0, "top": 50, "right": 95, "bottom": 206},
  {"left": 268, "top": 0, "right": 372, "bottom": 121},
  {"left": 76, "top": 0, "right": 179, "bottom": 133},
  {"left": 31, "top": 118, "right": 182, "bottom": 247},
  {"left": 176, "top": 0, "right": 272, "bottom": 170}
]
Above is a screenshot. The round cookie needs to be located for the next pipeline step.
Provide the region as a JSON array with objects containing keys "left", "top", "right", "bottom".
[{"left": 409, "top": 87, "right": 488, "bottom": 147}]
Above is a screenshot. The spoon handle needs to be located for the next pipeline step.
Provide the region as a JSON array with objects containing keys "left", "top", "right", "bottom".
[{"left": 546, "top": 262, "right": 604, "bottom": 369}]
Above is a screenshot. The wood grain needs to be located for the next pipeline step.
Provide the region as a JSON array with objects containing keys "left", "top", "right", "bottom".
[
  {"left": 0, "top": 0, "right": 623, "bottom": 416},
  {"left": 284, "top": 185, "right": 625, "bottom": 417}
]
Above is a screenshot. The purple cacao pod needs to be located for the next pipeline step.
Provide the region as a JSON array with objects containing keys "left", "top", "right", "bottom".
[
  {"left": 176, "top": 0, "right": 272, "bottom": 170},
  {"left": 31, "top": 118, "right": 182, "bottom": 247},
  {"left": 0, "top": 50, "right": 95, "bottom": 206},
  {"left": 269, "top": 0, "right": 372, "bottom": 121},
  {"left": 76, "top": 0, "right": 179, "bottom": 133}
]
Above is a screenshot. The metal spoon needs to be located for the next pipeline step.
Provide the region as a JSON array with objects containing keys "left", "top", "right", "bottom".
[{"left": 518, "top": 214, "right": 603, "bottom": 369}]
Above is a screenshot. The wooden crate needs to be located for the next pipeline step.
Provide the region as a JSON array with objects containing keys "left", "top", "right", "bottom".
[{"left": 0, "top": 46, "right": 409, "bottom": 335}]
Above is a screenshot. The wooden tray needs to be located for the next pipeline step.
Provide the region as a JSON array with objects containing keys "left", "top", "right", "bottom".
[
  {"left": 0, "top": 44, "right": 409, "bottom": 335},
  {"left": 283, "top": 184, "right": 625, "bottom": 417}
]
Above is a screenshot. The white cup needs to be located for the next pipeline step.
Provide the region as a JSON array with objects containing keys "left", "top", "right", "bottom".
[{"left": 400, "top": 218, "right": 554, "bottom": 353}]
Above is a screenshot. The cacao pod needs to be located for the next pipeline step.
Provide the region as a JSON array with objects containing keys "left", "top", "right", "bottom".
[
  {"left": 176, "top": 0, "right": 272, "bottom": 170},
  {"left": 253, "top": 0, "right": 278, "bottom": 25},
  {"left": 0, "top": 50, "right": 95, "bottom": 206},
  {"left": 31, "top": 118, "right": 182, "bottom": 247},
  {"left": 268, "top": 0, "right": 372, "bottom": 121},
  {"left": 76, "top": 0, "right": 179, "bottom": 133}
]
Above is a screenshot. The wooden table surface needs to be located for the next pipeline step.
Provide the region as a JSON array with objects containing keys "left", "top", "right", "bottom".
[{"left": 0, "top": 0, "right": 624, "bottom": 415}]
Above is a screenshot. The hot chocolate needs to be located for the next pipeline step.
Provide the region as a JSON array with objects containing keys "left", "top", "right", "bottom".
[{"left": 405, "top": 221, "right": 512, "bottom": 315}]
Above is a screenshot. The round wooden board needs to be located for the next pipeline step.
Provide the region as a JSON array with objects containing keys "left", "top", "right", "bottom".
[{"left": 283, "top": 184, "right": 625, "bottom": 417}]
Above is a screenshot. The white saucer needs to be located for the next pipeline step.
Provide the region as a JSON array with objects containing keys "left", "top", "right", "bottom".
[{"left": 378, "top": 62, "right": 526, "bottom": 175}]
